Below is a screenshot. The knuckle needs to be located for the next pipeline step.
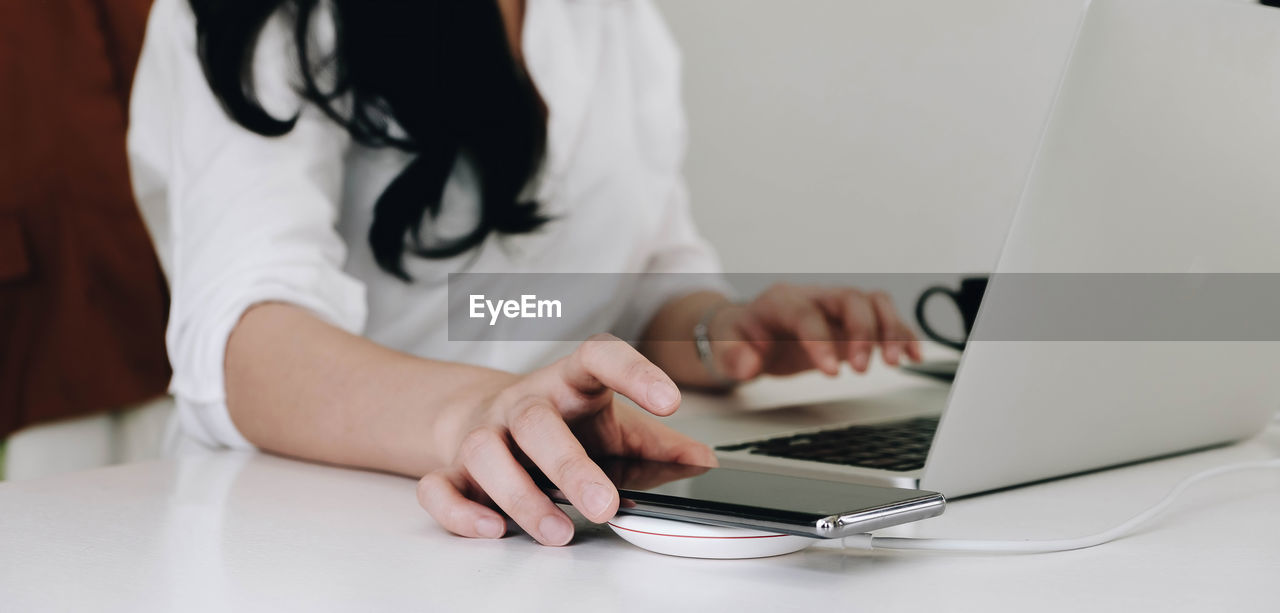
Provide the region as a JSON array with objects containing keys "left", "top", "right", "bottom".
[
  {"left": 801, "top": 312, "right": 829, "bottom": 332},
  {"left": 459, "top": 426, "right": 503, "bottom": 463},
  {"left": 761, "top": 283, "right": 791, "bottom": 305},
  {"left": 551, "top": 452, "right": 595, "bottom": 483},
  {"left": 577, "top": 335, "right": 613, "bottom": 364},
  {"left": 505, "top": 488, "right": 544, "bottom": 520},
  {"left": 491, "top": 386, "right": 523, "bottom": 412},
  {"left": 872, "top": 292, "right": 896, "bottom": 313},
  {"left": 840, "top": 288, "right": 864, "bottom": 302},
  {"left": 583, "top": 333, "right": 621, "bottom": 351},
  {"left": 806, "top": 325, "right": 831, "bottom": 342},
  {"left": 848, "top": 325, "right": 870, "bottom": 341},
  {"left": 510, "top": 400, "right": 555, "bottom": 434},
  {"left": 846, "top": 293, "right": 872, "bottom": 315}
]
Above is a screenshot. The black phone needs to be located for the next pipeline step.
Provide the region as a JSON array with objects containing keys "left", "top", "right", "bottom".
[{"left": 535, "top": 458, "right": 945, "bottom": 539}]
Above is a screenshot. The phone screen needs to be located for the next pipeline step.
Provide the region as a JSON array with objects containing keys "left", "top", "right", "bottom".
[{"left": 537, "top": 457, "right": 945, "bottom": 537}]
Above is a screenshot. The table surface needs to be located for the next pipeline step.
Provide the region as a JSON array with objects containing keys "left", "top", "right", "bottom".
[{"left": 4, "top": 356, "right": 1279, "bottom": 612}]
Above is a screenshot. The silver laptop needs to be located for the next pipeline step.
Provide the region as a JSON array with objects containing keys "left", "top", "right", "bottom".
[{"left": 680, "top": 0, "right": 1280, "bottom": 497}]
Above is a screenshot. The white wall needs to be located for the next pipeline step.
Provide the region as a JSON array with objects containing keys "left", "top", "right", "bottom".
[{"left": 656, "top": 0, "right": 1089, "bottom": 274}]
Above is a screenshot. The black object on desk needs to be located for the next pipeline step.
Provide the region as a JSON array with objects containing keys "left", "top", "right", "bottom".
[{"left": 914, "top": 277, "right": 988, "bottom": 352}]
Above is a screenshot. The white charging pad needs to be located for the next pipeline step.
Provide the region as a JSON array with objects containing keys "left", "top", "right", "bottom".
[{"left": 607, "top": 515, "right": 815, "bottom": 559}]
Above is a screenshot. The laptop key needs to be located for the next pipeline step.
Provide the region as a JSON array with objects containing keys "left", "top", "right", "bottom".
[{"left": 715, "top": 415, "right": 941, "bottom": 471}]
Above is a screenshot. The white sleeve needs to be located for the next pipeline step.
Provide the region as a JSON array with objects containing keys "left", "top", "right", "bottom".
[
  {"left": 128, "top": 0, "right": 366, "bottom": 448},
  {"left": 612, "top": 177, "right": 734, "bottom": 342},
  {"left": 611, "top": 0, "right": 732, "bottom": 342}
]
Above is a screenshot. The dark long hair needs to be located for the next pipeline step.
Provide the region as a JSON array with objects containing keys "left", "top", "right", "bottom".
[{"left": 189, "top": 0, "right": 549, "bottom": 280}]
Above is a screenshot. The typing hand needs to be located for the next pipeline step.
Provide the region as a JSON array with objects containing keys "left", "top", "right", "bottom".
[{"left": 707, "top": 284, "right": 923, "bottom": 381}]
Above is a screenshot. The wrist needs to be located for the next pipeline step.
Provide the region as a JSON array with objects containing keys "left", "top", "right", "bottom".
[
  {"left": 693, "top": 300, "right": 739, "bottom": 388},
  {"left": 415, "top": 363, "right": 519, "bottom": 472},
  {"left": 637, "top": 290, "right": 735, "bottom": 387}
]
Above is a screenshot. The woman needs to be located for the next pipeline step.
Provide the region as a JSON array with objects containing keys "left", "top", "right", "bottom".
[{"left": 128, "top": 0, "right": 922, "bottom": 546}]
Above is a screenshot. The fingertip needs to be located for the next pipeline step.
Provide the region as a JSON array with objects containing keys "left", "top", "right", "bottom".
[
  {"left": 823, "top": 353, "right": 841, "bottom": 375},
  {"left": 909, "top": 341, "right": 925, "bottom": 362},
  {"left": 645, "top": 379, "right": 681, "bottom": 415},
  {"left": 538, "top": 514, "right": 575, "bottom": 547},
  {"left": 581, "top": 482, "right": 619, "bottom": 522},
  {"left": 678, "top": 443, "right": 720, "bottom": 468},
  {"left": 807, "top": 342, "right": 840, "bottom": 376},
  {"left": 420, "top": 470, "right": 510, "bottom": 540},
  {"left": 853, "top": 351, "right": 870, "bottom": 373},
  {"left": 475, "top": 516, "right": 507, "bottom": 539}
]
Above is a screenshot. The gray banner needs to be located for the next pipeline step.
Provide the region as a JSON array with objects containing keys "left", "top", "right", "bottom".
[{"left": 446, "top": 273, "right": 1280, "bottom": 342}]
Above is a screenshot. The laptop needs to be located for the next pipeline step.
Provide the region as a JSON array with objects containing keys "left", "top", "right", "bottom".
[{"left": 679, "top": 0, "right": 1280, "bottom": 497}]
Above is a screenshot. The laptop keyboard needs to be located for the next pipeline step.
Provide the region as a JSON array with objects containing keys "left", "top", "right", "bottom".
[{"left": 715, "top": 416, "right": 940, "bottom": 472}]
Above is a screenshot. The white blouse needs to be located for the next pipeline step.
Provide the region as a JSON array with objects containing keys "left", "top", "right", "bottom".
[{"left": 128, "top": 0, "right": 726, "bottom": 449}]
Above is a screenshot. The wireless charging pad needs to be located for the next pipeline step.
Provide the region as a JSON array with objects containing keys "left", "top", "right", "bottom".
[{"left": 607, "top": 515, "right": 814, "bottom": 559}]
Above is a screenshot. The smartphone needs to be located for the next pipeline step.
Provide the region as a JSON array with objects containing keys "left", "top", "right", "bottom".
[{"left": 535, "top": 457, "right": 945, "bottom": 539}]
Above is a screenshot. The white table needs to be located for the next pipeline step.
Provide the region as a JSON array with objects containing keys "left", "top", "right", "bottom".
[{"left": 3, "top": 359, "right": 1279, "bottom": 612}]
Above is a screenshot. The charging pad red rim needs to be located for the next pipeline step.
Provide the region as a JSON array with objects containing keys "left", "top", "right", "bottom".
[{"left": 606, "top": 515, "right": 814, "bottom": 559}]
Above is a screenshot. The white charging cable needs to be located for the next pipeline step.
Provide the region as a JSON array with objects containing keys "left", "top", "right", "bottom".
[{"left": 842, "top": 458, "right": 1280, "bottom": 554}]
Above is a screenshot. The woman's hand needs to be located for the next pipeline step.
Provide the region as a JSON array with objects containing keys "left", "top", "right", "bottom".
[
  {"left": 706, "top": 284, "right": 923, "bottom": 382},
  {"left": 416, "top": 334, "right": 716, "bottom": 546}
]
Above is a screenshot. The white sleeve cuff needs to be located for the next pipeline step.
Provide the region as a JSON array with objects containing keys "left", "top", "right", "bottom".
[{"left": 167, "top": 263, "right": 367, "bottom": 449}]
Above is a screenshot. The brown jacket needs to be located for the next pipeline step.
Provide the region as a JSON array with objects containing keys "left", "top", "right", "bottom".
[{"left": 0, "top": 0, "right": 169, "bottom": 438}]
